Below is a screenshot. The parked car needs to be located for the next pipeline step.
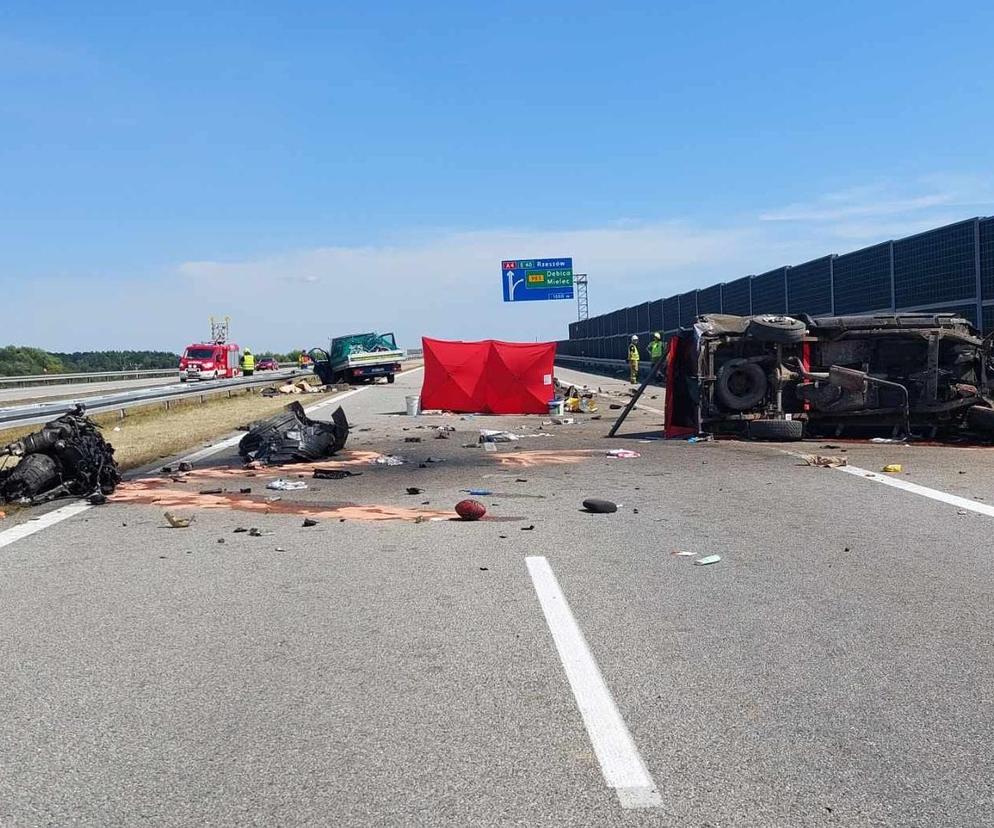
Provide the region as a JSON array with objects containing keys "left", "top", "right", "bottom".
[
  {"left": 665, "top": 313, "right": 994, "bottom": 440},
  {"left": 256, "top": 357, "right": 279, "bottom": 371}
]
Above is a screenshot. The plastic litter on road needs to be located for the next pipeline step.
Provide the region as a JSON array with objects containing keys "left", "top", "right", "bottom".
[
  {"left": 694, "top": 555, "right": 722, "bottom": 566},
  {"left": 606, "top": 449, "right": 641, "bottom": 458},
  {"left": 882, "top": 464, "right": 903, "bottom": 473},
  {"left": 369, "top": 455, "right": 406, "bottom": 466},
  {"left": 266, "top": 479, "right": 308, "bottom": 491}
]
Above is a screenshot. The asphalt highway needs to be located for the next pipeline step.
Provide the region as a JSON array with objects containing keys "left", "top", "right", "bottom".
[{"left": 2, "top": 367, "right": 993, "bottom": 826}]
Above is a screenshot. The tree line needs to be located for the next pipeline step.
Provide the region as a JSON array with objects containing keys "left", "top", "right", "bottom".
[{"left": 0, "top": 346, "right": 179, "bottom": 376}]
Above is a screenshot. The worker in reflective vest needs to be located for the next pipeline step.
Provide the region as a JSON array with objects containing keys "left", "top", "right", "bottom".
[
  {"left": 648, "top": 332, "right": 664, "bottom": 375},
  {"left": 240, "top": 348, "right": 255, "bottom": 376},
  {"left": 627, "top": 335, "right": 640, "bottom": 384}
]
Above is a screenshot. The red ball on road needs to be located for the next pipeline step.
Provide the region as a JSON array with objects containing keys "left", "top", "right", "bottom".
[{"left": 455, "top": 499, "right": 486, "bottom": 521}]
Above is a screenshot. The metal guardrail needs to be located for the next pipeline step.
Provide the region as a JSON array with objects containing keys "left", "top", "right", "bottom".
[
  {"left": 0, "top": 362, "right": 301, "bottom": 388},
  {"left": 0, "top": 368, "right": 177, "bottom": 388},
  {"left": 0, "top": 369, "right": 301, "bottom": 430}
]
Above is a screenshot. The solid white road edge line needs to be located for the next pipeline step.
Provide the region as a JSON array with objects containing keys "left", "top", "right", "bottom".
[
  {"left": 837, "top": 464, "right": 994, "bottom": 517},
  {"left": 525, "top": 556, "right": 663, "bottom": 809},
  {"left": 0, "top": 501, "right": 92, "bottom": 551}
]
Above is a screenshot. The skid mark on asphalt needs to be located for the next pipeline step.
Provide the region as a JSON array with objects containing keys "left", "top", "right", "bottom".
[{"left": 526, "top": 556, "right": 663, "bottom": 810}]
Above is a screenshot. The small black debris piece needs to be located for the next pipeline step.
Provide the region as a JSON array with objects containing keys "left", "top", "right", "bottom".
[
  {"left": 302, "top": 518, "right": 318, "bottom": 527},
  {"left": 582, "top": 498, "right": 618, "bottom": 514},
  {"left": 521, "top": 525, "right": 535, "bottom": 531},
  {"left": 233, "top": 527, "right": 248, "bottom": 533},
  {"left": 199, "top": 488, "right": 223, "bottom": 495},
  {"left": 178, "top": 462, "right": 193, "bottom": 472},
  {"left": 239, "top": 487, "right": 252, "bottom": 494},
  {"left": 405, "top": 437, "right": 422, "bottom": 443},
  {"left": 161, "top": 466, "right": 173, "bottom": 474},
  {"left": 479, "top": 567, "right": 489, "bottom": 571},
  {"left": 88, "top": 493, "right": 107, "bottom": 505},
  {"left": 313, "top": 468, "right": 361, "bottom": 480},
  {"left": 515, "top": 478, "right": 528, "bottom": 483},
  {"left": 248, "top": 528, "right": 263, "bottom": 537},
  {"left": 218, "top": 538, "right": 225, "bottom": 544},
  {"left": 406, "top": 487, "right": 425, "bottom": 495}
]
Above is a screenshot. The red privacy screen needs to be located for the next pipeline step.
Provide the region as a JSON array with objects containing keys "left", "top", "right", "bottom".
[{"left": 420, "top": 338, "right": 557, "bottom": 414}]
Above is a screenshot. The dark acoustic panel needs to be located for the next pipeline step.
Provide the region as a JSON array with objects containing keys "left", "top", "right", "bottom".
[
  {"left": 832, "top": 242, "right": 892, "bottom": 314},
  {"left": 894, "top": 219, "right": 977, "bottom": 308},
  {"left": 649, "top": 299, "right": 663, "bottom": 330},
  {"left": 697, "top": 283, "right": 722, "bottom": 314},
  {"left": 722, "top": 276, "right": 751, "bottom": 315},
  {"left": 663, "top": 296, "right": 680, "bottom": 331},
  {"left": 751, "top": 268, "right": 787, "bottom": 314},
  {"left": 678, "top": 290, "right": 699, "bottom": 327},
  {"left": 786, "top": 256, "right": 833, "bottom": 316}
]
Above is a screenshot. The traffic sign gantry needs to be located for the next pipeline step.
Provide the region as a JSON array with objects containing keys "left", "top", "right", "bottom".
[{"left": 501, "top": 258, "right": 574, "bottom": 302}]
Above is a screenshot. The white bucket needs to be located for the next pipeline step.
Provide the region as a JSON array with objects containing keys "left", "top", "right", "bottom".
[
  {"left": 406, "top": 395, "right": 420, "bottom": 416},
  {"left": 547, "top": 399, "right": 565, "bottom": 416}
]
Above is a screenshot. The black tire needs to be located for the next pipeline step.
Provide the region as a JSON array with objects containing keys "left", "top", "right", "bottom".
[
  {"left": 967, "top": 405, "right": 994, "bottom": 433},
  {"left": 582, "top": 498, "right": 618, "bottom": 514},
  {"left": 387, "top": 374, "right": 395, "bottom": 384},
  {"left": 748, "top": 418, "right": 804, "bottom": 441},
  {"left": 747, "top": 315, "right": 807, "bottom": 344},
  {"left": 715, "top": 359, "right": 768, "bottom": 411}
]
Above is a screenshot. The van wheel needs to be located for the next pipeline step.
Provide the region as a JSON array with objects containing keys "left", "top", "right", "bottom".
[
  {"left": 748, "top": 418, "right": 804, "bottom": 441},
  {"left": 747, "top": 315, "right": 807, "bottom": 344},
  {"left": 387, "top": 374, "right": 395, "bottom": 384},
  {"left": 716, "top": 359, "right": 768, "bottom": 410}
]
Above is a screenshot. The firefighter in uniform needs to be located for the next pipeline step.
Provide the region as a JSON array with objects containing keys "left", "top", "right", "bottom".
[
  {"left": 648, "top": 332, "right": 664, "bottom": 376},
  {"left": 240, "top": 348, "right": 255, "bottom": 377},
  {"left": 627, "top": 335, "right": 641, "bottom": 385}
]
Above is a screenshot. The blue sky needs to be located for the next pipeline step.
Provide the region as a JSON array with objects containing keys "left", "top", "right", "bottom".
[{"left": 2, "top": 1, "right": 993, "bottom": 351}]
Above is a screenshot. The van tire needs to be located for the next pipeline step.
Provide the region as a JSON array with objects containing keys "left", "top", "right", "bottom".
[
  {"left": 716, "top": 359, "right": 768, "bottom": 410},
  {"left": 748, "top": 418, "right": 804, "bottom": 441},
  {"left": 747, "top": 315, "right": 807, "bottom": 344},
  {"left": 967, "top": 405, "right": 994, "bottom": 433}
]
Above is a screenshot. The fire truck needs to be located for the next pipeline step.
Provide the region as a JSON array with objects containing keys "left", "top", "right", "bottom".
[{"left": 178, "top": 317, "right": 243, "bottom": 382}]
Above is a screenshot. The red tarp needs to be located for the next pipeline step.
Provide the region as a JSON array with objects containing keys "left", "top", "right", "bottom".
[{"left": 420, "top": 338, "right": 557, "bottom": 414}]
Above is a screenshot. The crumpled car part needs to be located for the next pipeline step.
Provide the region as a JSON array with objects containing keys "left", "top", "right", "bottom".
[
  {"left": 238, "top": 402, "right": 349, "bottom": 464},
  {"left": 0, "top": 404, "right": 121, "bottom": 504}
]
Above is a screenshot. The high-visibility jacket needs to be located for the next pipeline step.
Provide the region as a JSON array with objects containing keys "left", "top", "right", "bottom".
[
  {"left": 649, "top": 339, "right": 664, "bottom": 361},
  {"left": 628, "top": 344, "right": 640, "bottom": 363},
  {"left": 241, "top": 352, "right": 255, "bottom": 371}
]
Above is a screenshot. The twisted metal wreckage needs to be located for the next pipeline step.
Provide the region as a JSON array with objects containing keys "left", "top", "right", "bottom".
[{"left": 0, "top": 405, "right": 121, "bottom": 505}]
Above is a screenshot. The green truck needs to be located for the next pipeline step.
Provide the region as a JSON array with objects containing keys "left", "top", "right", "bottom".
[{"left": 309, "top": 332, "right": 404, "bottom": 385}]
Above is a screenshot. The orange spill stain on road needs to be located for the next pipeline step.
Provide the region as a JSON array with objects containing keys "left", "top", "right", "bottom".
[
  {"left": 490, "top": 449, "right": 601, "bottom": 467},
  {"left": 112, "top": 479, "right": 454, "bottom": 522}
]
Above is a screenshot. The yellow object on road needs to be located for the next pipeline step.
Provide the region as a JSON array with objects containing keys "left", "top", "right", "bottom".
[{"left": 882, "top": 464, "right": 903, "bottom": 473}]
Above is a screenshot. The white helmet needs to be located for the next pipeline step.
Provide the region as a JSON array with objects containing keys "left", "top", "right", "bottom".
[{"left": 631, "top": 334, "right": 639, "bottom": 342}]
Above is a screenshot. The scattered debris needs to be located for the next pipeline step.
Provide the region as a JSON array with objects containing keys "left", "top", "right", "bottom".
[
  {"left": 302, "top": 518, "right": 318, "bottom": 527},
  {"left": 464, "top": 489, "right": 492, "bottom": 496},
  {"left": 0, "top": 404, "right": 121, "bottom": 506},
  {"left": 233, "top": 527, "right": 248, "bottom": 533},
  {"left": 313, "top": 468, "right": 361, "bottom": 479},
  {"left": 606, "top": 449, "right": 641, "bottom": 459},
  {"left": 248, "top": 528, "right": 265, "bottom": 537},
  {"left": 582, "top": 498, "right": 618, "bottom": 514},
  {"left": 199, "top": 488, "right": 224, "bottom": 495},
  {"left": 369, "top": 455, "right": 406, "bottom": 466},
  {"left": 406, "top": 487, "right": 425, "bottom": 495},
  {"left": 520, "top": 524, "right": 535, "bottom": 531},
  {"left": 88, "top": 493, "right": 107, "bottom": 505},
  {"left": 164, "top": 511, "right": 194, "bottom": 529},
  {"left": 479, "top": 430, "right": 518, "bottom": 443},
  {"left": 801, "top": 455, "right": 848, "bottom": 468},
  {"left": 515, "top": 478, "right": 528, "bottom": 483},
  {"left": 455, "top": 499, "right": 487, "bottom": 521},
  {"left": 239, "top": 487, "right": 252, "bottom": 494},
  {"left": 266, "top": 479, "right": 308, "bottom": 491},
  {"left": 609, "top": 404, "right": 623, "bottom": 410},
  {"left": 882, "top": 464, "right": 903, "bottom": 473},
  {"left": 177, "top": 462, "right": 193, "bottom": 472},
  {"left": 405, "top": 437, "right": 423, "bottom": 443},
  {"left": 483, "top": 442, "right": 498, "bottom": 453},
  {"left": 687, "top": 435, "right": 713, "bottom": 444},
  {"left": 239, "top": 402, "right": 349, "bottom": 464},
  {"left": 434, "top": 432, "right": 449, "bottom": 440},
  {"left": 672, "top": 550, "right": 696, "bottom": 557},
  {"left": 870, "top": 438, "right": 906, "bottom": 444},
  {"left": 695, "top": 555, "right": 722, "bottom": 566}
]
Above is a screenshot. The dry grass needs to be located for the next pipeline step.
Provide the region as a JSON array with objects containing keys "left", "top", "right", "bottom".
[{"left": 0, "top": 381, "right": 335, "bottom": 473}]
